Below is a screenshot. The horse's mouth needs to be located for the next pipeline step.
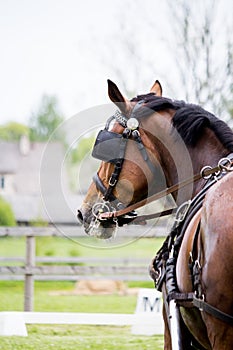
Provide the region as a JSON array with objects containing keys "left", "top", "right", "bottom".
[
  {"left": 84, "top": 218, "right": 117, "bottom": 239},
  {"left": 77, "top": 206, "right": 138, "bottom": 240}
]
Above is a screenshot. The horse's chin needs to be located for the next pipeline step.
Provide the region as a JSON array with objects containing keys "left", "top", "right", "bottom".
[{"left": 84, "top": 222, "right": 117, "bottom": 239}]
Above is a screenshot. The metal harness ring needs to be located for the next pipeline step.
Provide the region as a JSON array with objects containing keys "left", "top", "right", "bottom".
[
  {"left": 200, "top": 165, "right": 213, "bottom": 180},
  {"left": 92, "top": 202, "right": 112, "bottom": 220},
  {"left": 218, "top": 157, "right": 233, "bottom": 172}
]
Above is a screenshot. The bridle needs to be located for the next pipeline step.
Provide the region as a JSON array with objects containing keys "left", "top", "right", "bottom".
[
  {"left": 92, "top": 100, "right": 161, "bottom": 225},
  {"left": 91, "top": 101, "right": 233, "bottom": 226}
]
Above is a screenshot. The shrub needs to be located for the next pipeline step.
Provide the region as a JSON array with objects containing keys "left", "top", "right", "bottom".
[
  {"left": 30, "top": 217, "right": 48, "bottom": 227},
  {"left": 0, "top": 197, "right": 16, "bottom": 226},
  {"left": 69, "top": 248, "right": 80, "bottom": 257}
]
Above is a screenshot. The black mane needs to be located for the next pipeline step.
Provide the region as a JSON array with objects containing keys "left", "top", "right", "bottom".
[{"left": 131, "top": 93, "right": 233, "bottom": 151}]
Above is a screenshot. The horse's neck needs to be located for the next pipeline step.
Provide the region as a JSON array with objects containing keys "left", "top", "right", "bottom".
[
  {"left": 144, "top": 113, "right": 230, "bottom": 203},
  {"left": 189, "top": 129, "right": 230, "bottom": 195},
  {"left": 159, "top": 128, "right": 230, "bottom": 203}
]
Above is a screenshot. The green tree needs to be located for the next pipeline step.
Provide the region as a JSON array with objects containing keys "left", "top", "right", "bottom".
[
  {"left": 0, "top": 197, "right": 16, "bottom": 226},
  {"left": 0, "top": 122, "right": 29, "bottom": 141},
  {"left": 71, "top": 134, "right": 96, "bottom": 164},
  {"left": 29, "top": 94, "right": 64, "bottom": 142}
]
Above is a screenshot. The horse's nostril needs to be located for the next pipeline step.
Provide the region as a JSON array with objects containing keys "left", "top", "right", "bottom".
[{"left": 77, "top": 210, "right": 83, "bottom": 224}]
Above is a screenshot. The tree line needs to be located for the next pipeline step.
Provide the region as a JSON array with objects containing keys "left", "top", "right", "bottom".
[
  {"left": 0, "top": 94, "right": 94, "bottom": 166},
  {"left": 0, "top": 94, "right": 64, "bottom": 143}
]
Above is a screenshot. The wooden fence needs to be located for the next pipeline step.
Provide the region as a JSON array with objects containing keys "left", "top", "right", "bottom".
[{"left": 0, "top": 226, "right": 164, "bottom": 312}]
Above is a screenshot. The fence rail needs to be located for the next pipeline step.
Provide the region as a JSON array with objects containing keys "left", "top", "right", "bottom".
[
  {"left": 0, "top": 256, "right": 150, "bottom": 264},
  {"left": 0, "top": 265, "right": 150, "bottom": 279},
  {"left": 0, "top": 224, "right": 166, "bottom": 237},
  {"left": 0, "top": 226, "right": 159, "bottom": 311}
]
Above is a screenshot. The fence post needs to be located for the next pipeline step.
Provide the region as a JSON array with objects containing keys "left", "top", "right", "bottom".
[{"left": 24, "top": 235, "right": 35, "bottom": 312}]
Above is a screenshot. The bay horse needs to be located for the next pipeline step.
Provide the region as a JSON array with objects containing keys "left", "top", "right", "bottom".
[{"left": 77, "top": 80, "right": 233, "bottom": 349}]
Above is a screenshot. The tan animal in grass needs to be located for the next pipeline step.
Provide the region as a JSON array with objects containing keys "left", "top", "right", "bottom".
[{"left": 74, "top": 279, "right": 127, "bottom": 295}]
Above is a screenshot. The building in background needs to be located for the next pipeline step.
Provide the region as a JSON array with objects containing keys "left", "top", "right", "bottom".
[{"left": 0, "top": 136, "right": 82, "bottom": 224}]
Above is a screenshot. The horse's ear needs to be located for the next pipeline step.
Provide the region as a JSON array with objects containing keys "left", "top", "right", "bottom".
[
  {"left": 107, "top": 79, "right": 130, "bottom": 114},
  {"left": 150, "top": 80, "right": 162, "bottom": 96}
]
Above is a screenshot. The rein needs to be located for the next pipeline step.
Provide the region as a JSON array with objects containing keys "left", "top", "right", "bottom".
[{"left": 99, "top": 157, "right": 233, "bottom": 221}]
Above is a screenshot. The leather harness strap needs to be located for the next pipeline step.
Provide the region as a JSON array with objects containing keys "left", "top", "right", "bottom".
[
  {"left": 150, "top": 156, "right": 233, "bottom": 327},
  {"left": 99, "top": 161, "right": 230, "bottom": 221},
  {"left": 166, "top": 291, "right": 233, "bottom": 326},
  {"left": 192, "top": 295, "right": 233, "bottom": 326}
]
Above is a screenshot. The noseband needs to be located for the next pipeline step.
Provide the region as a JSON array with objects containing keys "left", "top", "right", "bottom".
[{"left": 92, "top": 100, "right": 159, "bottom": 224}]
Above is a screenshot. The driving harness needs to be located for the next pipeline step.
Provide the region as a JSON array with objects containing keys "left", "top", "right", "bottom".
[
  {"left": 91, "top": 103, "right": 233, "bottom": 326},
  {"left": 150, "top": 159, "right": 233, "bottom": 326}
]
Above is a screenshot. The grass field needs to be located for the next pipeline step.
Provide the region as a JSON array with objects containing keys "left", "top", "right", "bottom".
[
  {"left": 0, "top": 235, "right": 164, "bottom": 260},
  {"left": 0, "top": 281, "right": 164, "bottom": 349},
  {"left": 0, "top": 236, "right": 165, "bottom": 349},
  {"left": 0, "top": 281, "right": 140, "bottom": 312},
  {"left": 0, "top": 325, "right": 164, "bottom": 350}
]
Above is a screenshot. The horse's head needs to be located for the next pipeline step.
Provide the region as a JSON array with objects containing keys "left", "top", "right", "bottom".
[{"left": 77, "top": 80, "right": 168, "bottom": 239}]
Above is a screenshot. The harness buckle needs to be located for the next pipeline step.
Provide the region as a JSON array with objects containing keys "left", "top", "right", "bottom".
[
  {"left": 175, "top": 200, "right": 191, "bottom": 224},
  {"left": 109, "top": 176, "right": 117, "bottom": 187}
]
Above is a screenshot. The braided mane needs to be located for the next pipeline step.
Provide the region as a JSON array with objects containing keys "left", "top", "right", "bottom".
[{"left": 131, "top": 94, "right": 233, "bottom": 150}]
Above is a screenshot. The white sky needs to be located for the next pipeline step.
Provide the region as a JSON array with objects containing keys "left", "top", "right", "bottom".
[
  {"left": 0, "top": 0, "right": 117, "bottom": 123},
  {"left": 0, "top": 0, "right": 232, "bottom": 125}
]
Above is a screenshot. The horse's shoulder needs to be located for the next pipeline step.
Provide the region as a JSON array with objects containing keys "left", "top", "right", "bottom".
[
  {"left": 203, "top": 172, "right": 233, "bottom": 215},
  {"left": 201, "top": 172, "right": 233, "bottom": 244}
]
